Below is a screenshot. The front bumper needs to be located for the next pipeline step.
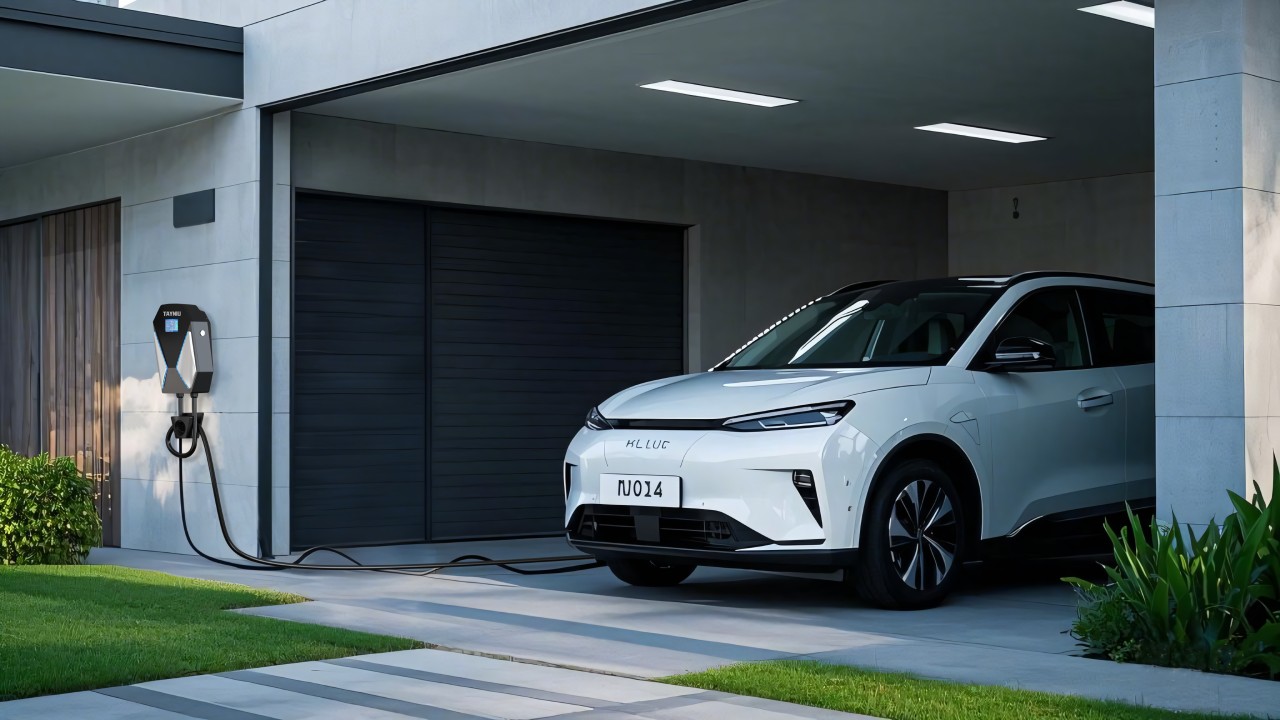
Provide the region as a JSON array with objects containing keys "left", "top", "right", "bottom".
[
  {"left": 563, "top": 421, "right": 880, "bottom": 560},
  {"left": 570, "top": 538, "right": 859, "bottom": 572}
]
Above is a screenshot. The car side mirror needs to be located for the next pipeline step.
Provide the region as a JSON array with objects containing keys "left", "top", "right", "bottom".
[{"left": 985, "top": 336, "right": 1056, "bottom": 372}]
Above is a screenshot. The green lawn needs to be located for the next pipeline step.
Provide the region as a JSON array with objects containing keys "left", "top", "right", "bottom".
[
  {"left": 667, "top": 660, "right": 1255, "bottom": 720},
  {"left": 0, "top": 565, "right": 421, "bottom": 701}
]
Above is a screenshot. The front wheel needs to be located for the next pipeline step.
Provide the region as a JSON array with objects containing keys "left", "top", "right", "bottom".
[
  {"left": 606, "top": 558, "right": 696, "bottom": 587},
  {"left": 853, "top": 459, "right": 966, "bottom": 610}
]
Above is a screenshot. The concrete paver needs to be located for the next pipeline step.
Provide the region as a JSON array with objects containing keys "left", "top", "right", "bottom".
[
  {"left": 0, "top": 648, "right": 878, "bottom": 720},
  {"left": 87, "top": 544, "right": 1280, "bottom": 716},
  {"left": 3, "top": 542, "right": 1277, "bottom": 718}
]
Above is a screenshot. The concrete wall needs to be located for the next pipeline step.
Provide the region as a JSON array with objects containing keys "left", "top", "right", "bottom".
[
  {"left": 291, "top": 113, "right": 948, "bottom": 371},
  {"left": 242, "top": 0, "right": 671, "bottom": 106},
  {"left": 0, "top": 109, "right": 265, "bottom": 557},
  {"left": 122, "top": 0, "right": 318, "bottom": 27},
  {"left": 948, "top": 172, "right": 1154, "bottom": 283}
]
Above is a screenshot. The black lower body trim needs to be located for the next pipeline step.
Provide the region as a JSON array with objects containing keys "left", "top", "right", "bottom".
[
  {"left": 568, "top": 504, "right": 773, "bottom": 550},
  {"left": 570, "top": 538, "right": 858, "bottom": 572},
  {"left": 980, "top": 497, "right": 1156, "bottom": 561}
]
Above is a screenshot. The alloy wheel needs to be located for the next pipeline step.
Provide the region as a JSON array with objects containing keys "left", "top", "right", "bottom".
[{"left": 887, "top": 478, "right": 959, "bottom": 590}]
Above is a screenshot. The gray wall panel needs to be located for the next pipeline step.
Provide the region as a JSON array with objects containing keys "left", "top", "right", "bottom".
[{"left": 948, "top": 172, "right": 1154, "bottom": 283}]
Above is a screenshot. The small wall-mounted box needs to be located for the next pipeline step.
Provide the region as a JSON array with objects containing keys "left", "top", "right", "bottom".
[{"left": 173, "top": 189, "right": 216, "bottom": 228}]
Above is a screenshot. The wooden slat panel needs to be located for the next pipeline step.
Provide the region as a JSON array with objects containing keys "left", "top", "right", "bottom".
[
  {"left": 0, "top": 220, "right": 41, "bottom": 456},
  {"left": 41, "top": 202, "right": 121, "bottom": 546}
]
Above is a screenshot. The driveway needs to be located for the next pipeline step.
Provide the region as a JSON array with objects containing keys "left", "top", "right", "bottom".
[{"left": 89, "top": 539, "right": 1280, "bottom": 717}]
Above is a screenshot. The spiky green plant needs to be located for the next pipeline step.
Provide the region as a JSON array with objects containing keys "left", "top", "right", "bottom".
[{"left": 1066, "top": 460, "right": 1280, "bottom": 678}]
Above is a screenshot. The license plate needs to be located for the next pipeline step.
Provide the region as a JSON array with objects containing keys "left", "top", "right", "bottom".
[{"left": 600, "top": 474, "right": 680, "bottom": 508}]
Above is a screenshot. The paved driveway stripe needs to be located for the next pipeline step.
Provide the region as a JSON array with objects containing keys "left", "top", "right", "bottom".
[
  {"left": 220, "top": 671, "right": 485, "bottom": 720},
  {"left": 0, "top": 691, "right": 193, "bottom": 720},
  {"left": 347, "top": 598, "right": 783, "bottom": 661},
  {"left": 550, "top": 693, "right": 725, "bottom": 719},
  {"left": 325, "top": 657, "right": 610, "bottom": 708},
  {"left": 94, "top": 687, "right": 273, "bottom": 720}
]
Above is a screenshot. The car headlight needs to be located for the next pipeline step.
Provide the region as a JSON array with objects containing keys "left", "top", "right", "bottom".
[
  {"left": 722, "top": 401, "right": 853, "bottom": 432},
  {"left": 585, "top": 406, "right": 613, "bottom": 431}
]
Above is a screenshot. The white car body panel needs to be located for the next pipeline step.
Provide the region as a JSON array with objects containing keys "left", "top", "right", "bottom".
[
  {"left": 597, "top": 366, "right": 931, "bottom": 421},
  {"left": 565, "top": 273, "right": 1155, "bottom": 576}
]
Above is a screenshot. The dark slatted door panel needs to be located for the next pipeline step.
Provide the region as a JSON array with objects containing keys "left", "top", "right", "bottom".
[
  {"left": 292, "top": 195, "right": 426, "bottom": 548},
  {"left": 0, "top": 220, "right": 42, "bottom": 458},
  {"left": 429, "top": 209, "right": 685, "bottom": 540}
]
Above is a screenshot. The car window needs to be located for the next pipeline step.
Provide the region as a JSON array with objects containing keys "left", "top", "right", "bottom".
[
  {"left": 721, "top": 280, "right": 998, "bottom": 370},
  {"left": 1080, "top": 288, "right": 1154, "bottom": 366},
  {"left": 987, "top": 289, "right": 1087, "bottom": 369}
]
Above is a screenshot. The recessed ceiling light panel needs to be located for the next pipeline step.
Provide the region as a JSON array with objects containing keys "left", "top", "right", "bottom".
[
  {"left": 1078, "top": 1, "right": 1155, "bottom": 28},
  {"left": 640, "top": 80, "right": 798, "bottom": 108},
  {"left": 915, "top": 123, "right": 1048, "bottom": 144}
]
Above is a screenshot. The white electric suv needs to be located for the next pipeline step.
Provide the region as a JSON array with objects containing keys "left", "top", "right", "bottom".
[{"left": 564, "top": 272, "right": 1155, "bottom": 609}]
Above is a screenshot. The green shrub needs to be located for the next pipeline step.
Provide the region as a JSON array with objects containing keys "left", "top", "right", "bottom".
[
  {"left": 0, "top": 446, "right": 101, "bottom": 565},
  {"left": 1066, "top": 461, "right": 1280, "bottom": 678}
]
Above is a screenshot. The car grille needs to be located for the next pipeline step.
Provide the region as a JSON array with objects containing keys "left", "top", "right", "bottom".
[{"left": 569, "top": 505, "right": 771, "bottom": 550}]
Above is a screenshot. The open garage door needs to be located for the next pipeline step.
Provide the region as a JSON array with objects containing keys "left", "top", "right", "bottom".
[{"left": 292, "top": 194, "right": 684, "bottom": 547}]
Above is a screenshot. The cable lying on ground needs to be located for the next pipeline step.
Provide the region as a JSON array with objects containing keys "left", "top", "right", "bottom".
[{"left": 165, "top": 395, "right": 602, "bottom": 576}]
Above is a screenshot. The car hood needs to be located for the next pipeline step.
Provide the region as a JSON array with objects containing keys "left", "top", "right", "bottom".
[{"left": 599, "top": 367, "right": 931, "bottom": 420}]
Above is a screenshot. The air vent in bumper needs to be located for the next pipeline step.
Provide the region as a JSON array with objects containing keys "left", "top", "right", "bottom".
[
  {"left": 792, "top": 470, "right": 822, "bottom": 527},
  {"left": 569, "top": 505, "right": 771, "bottom": 550}
]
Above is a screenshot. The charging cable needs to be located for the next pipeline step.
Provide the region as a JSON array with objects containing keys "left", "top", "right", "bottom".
[{"left": 165, "top": 394, "right": 602, "bottom": 575}]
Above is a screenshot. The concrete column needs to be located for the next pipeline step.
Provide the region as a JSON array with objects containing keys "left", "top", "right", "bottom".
[
  {"left": 1155, "top": 0, "right": 1280, "bottom": 526},
  {"left": 271, "top": 111, "right": 292, "bottom": 555}
]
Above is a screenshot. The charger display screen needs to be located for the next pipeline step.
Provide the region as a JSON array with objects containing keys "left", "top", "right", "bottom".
[{"left": 164, "top": 318, "right": 180, "bottom": 333}]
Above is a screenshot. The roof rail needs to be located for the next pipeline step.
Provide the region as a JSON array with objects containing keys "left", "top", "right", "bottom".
[
  {"left": 1006, "top": 271, "right": 1153, "bottom": 287},
  {"left": 826, "top": 279, "right": 893, "bottom": 297}
]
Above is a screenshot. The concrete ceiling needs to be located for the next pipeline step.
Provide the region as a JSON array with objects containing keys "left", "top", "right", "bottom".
[
  {"left": 0, "top": 68, "right": 239, "bottom": 169},
  {"left": 306, "top": 0, "right": 1154, "bottom": 191}
]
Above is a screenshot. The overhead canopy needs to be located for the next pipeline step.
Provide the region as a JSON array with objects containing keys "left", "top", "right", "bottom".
[
  {"left": 305, "top": 0, "right": 1153, "bottom": 191},
  {"left": 0, "top": 0, "right": 242, "bottom": 168}
]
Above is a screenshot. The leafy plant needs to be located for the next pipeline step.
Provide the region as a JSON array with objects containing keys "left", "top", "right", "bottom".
[
  {"left": 0, "top": 446, "right": 101, "bottom": 565},
  {"left": 1066, "top": 460, "right": 1280, "bottom": 678}
]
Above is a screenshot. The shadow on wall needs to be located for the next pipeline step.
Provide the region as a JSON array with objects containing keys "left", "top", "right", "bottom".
[{"left": 118, "top": 368, "right": 254, "bottom": 556}]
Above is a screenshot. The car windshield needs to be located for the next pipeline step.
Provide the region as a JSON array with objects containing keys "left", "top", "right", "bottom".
[{"left": 721, "top": 280, "right": 1001, "bottom": 370}]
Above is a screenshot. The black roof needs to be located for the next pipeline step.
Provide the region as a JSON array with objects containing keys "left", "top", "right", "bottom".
[{"left": 828, "top": 271, "right": 1152, "bottom": 298}]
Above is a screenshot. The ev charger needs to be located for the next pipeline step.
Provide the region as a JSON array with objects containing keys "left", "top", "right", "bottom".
[
  {"left": 154, "top": 304, "right": 214, "bottom": 441},
  {"left": 153, "top": 304, "right": 214, "bottom": 396}
]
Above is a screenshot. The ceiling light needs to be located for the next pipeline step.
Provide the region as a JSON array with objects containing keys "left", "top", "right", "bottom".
[
  {"left": 639, "top": 80, "right": 797, "bottom": 108},
  {"left": 1078, "top": 2, "right": 1154, "bottom": 28},
  {"left": 915, "top": 123, "right": 1047, "bottom": 144}
]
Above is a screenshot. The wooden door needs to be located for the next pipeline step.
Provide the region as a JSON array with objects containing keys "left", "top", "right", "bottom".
[{"left": 41, "top": 202, "right": 121, "bottom": 546}]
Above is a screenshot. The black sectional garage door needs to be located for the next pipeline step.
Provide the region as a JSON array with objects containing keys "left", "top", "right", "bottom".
[
  {"left": 292, "top": 196, "right": 426, "bottom": 548},
  {"left": 292, "top": 194, "right": 684, "bottom": 547},
  {"left": 428, "top": 209, "right": 684, "bottom": 539}
]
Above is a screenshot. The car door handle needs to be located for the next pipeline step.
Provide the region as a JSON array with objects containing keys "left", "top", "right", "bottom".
[{"left": 1077, "top": 390, "right": 1114, "bottom": 409}]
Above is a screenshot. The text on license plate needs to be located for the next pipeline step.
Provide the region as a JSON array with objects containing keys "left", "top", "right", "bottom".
[{"left": 600, "top": 473, "right": 680, "bottom": 508}]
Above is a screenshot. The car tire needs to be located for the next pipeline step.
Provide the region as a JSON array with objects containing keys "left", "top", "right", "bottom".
[
  {"left": 853, "top": 458, "right": 967, "bottom": 610},
  {"left": 606, "top": 559, "right": 696, "bottom": 587}
]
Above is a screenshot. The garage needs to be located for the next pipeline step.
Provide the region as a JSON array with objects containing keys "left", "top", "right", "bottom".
[
  {"left": 291, "top": 193, "right": 685, "bottom": 547},
  {"left": 276, "top": 0, "right": 1154, "bottom": 553}
]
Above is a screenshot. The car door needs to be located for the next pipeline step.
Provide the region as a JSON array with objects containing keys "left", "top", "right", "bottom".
[
  {"left": 1079, "top": 287, "right": 1156, "bottom": 510},
  {"left": 972, "top": 287, "right": 1128, "bottom": 537}
]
